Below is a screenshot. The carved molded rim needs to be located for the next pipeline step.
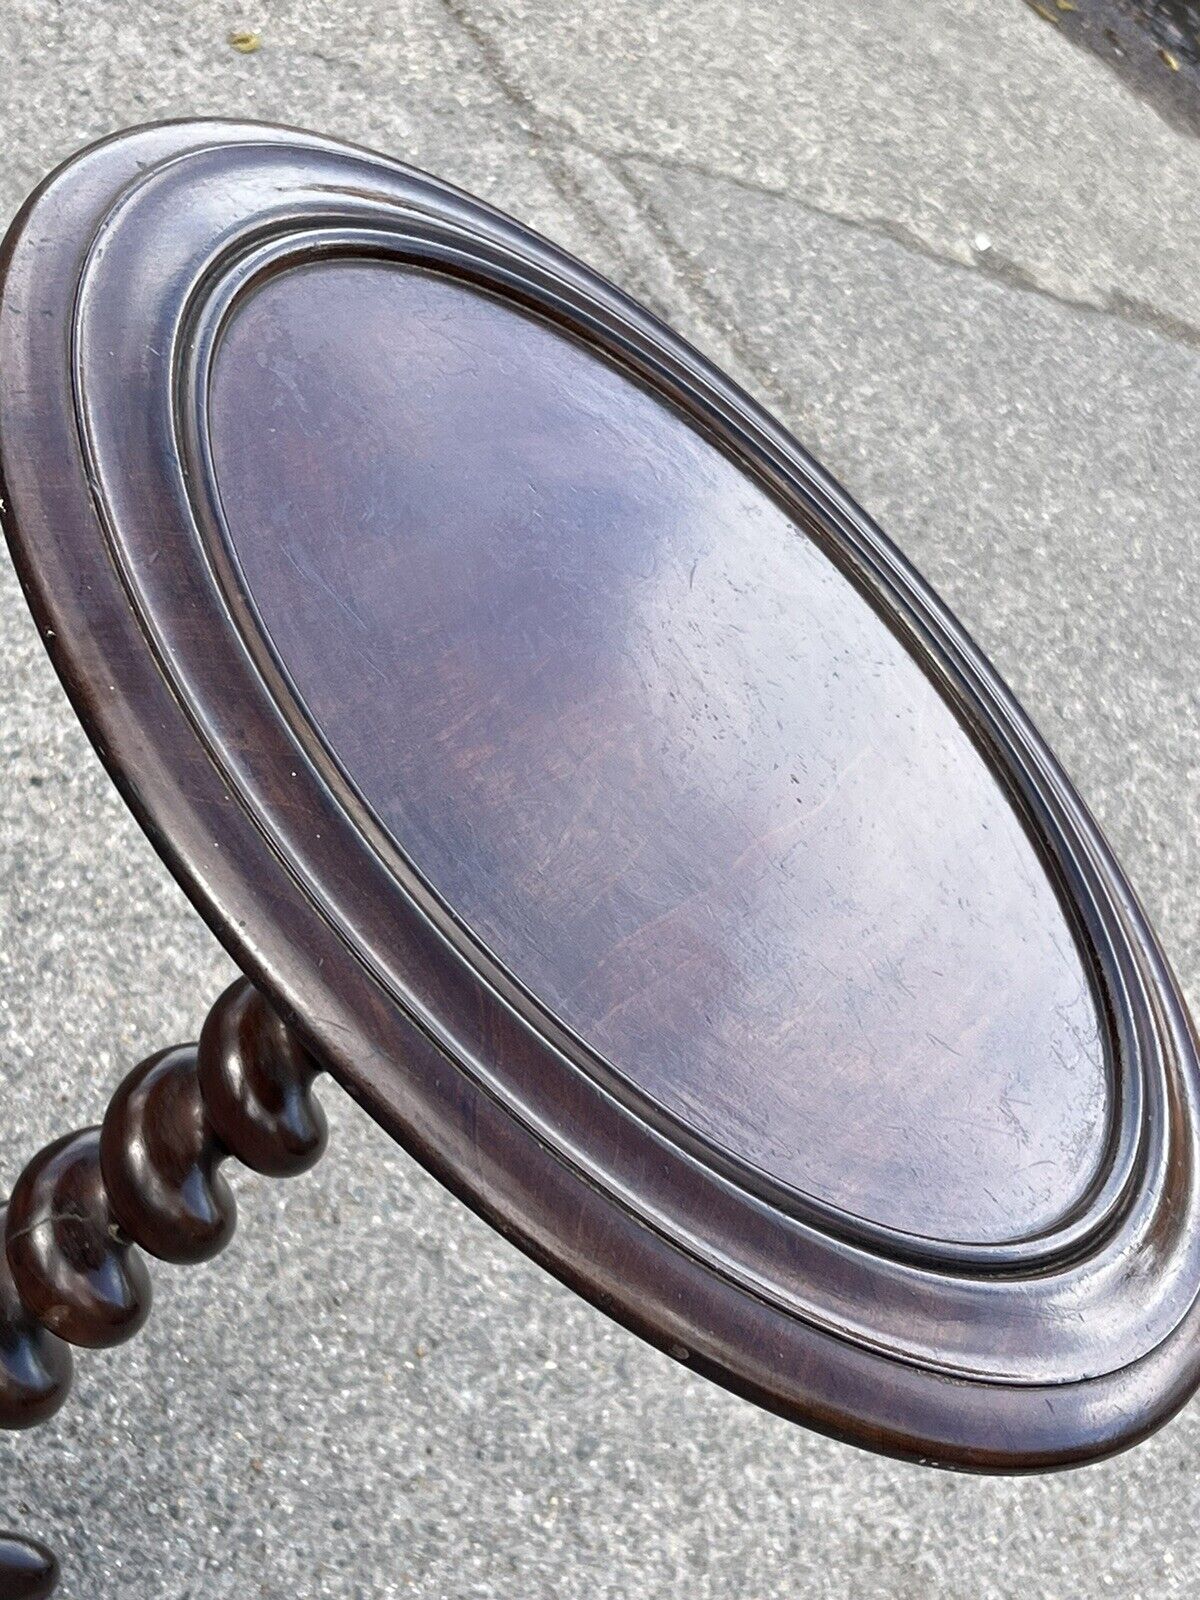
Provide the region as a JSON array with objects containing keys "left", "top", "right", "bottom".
[
  {"left": 3, "top": 121, "right": 1200, "bottom": 1468},
  {"left": 178, "top": 224, "right": 1150, "bottom": 1269}
]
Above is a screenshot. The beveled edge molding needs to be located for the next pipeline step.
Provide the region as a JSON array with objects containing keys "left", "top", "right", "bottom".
[
  {"left": 68, "top": 136, "right": 1200, "bottom": 1368},
  {"left": 179, "top": 183, "right": 1149, "bottom": 1275},
  {"left": 179, "top": 226, "right": 1146, "bottom": 1274},
  {"left": 4, "top": 122, "right": 1200, "bottom": 1469}
]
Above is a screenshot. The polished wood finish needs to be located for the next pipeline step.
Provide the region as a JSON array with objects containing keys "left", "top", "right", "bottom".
[
  {"left": 102, "top": 1047, "right": 237, "bottom": 1265},
  {"left": 1, "top": 981, "right": 323, "bottom": 1371},
  {"left": 197, "top": 982, "right": 328, "bottom": 1179},
  {"left": 211, "top": 261, "right": 1107, "bottom": 1245},
  {"left": 0, "top": 1236, "right": 71, "bottom": 1431},
  {"left": 0, "top": 1537, "right": 57, "bottom": 1600},
  {"left": 1, "top": 120, "right": 1199, "bottom": 1497},
  {"left": 8, "top": 1129, "right": 153, "bottom": 1349},
  {"left": 0, "top": 980, "right": 325, "bottom": 1593}
]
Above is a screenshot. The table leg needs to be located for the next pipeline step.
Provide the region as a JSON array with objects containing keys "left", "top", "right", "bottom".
[{"left": 0, "top": 979, "right": 328, "bottom": 1597}]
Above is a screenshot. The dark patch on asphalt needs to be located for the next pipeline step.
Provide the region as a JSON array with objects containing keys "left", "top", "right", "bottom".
[{"left": 1024, "top": 0, "right": 1200, "bottom": 136}]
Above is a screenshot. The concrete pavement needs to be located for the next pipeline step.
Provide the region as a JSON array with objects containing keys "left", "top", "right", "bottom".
[{"left": 0, "top": 3, "right": 1198, "bottom": 1595}]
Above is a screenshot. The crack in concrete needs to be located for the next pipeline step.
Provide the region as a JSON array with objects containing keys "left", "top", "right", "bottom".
[
  {"left": 434, "top": 0, "right": 1200, "bottom": 362},
  {"left": 432, "top": 0, "right": 656, "bottom": 293},
  {"left": 580, "top": 155, "right": 802, "bottom": 416},
  {"left": 436, "top": 0, "right": 1200, "bottom": 434},
  {"left": 608, "top": 145, "right": 1200, "bottom": 355},
  {"left": 431, "top": 0, "right": 798, "bottom": 413}
]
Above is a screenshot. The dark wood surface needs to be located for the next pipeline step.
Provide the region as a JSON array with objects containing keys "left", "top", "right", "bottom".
[
  {"left": 2, "top": 120, "right": 1199, "bottom": 1472},
  {"left": 0, "top": 1536, "right": 56, "bottom": 1600},
  {"left": 0, "top": 980, "right": 324, "bottom": 1405},
  {"left": 211, "top": 261, "right": 1106, "bottom": 1246},
  {"left": 0, "top": 980, "right": 326, "bottom": 1596}
]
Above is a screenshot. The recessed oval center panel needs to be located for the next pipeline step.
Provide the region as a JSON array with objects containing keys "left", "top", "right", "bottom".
[{"left": 207, "top": 259, "right": 1109, "bottom": 1246}]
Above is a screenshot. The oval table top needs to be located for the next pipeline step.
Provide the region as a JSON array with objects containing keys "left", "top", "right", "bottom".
[{"left": 2, "top": 119, "right": 1198, "bottom": 1473}]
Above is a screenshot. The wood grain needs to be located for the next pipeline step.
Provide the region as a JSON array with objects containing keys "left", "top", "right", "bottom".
[
  {"left": 1, "top": 120, "right": 1198, "bottom": 1473},
  {"left": 210, "top": 259, "right": 1108, "bottom": 1246}
]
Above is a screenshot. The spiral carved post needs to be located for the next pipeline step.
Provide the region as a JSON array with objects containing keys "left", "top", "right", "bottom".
[{"left": 0, "top": 979, "right": 327, "bottom": 1599}]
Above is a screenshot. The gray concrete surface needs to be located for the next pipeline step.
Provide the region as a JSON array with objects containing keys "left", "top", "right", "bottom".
[{"left": 0, "top": 1, "right": 1198, "bottom": 1595}]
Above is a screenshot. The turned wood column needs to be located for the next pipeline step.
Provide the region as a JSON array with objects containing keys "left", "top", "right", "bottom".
[{"left": 0, "top": 979, "right": 327, "bottom": 1599}]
